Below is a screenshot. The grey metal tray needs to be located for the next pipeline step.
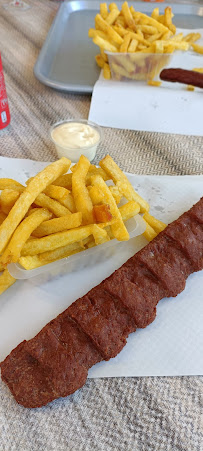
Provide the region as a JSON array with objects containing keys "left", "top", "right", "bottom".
[{"left": 34, "top": 0, "right": 203, "bottom": 93}]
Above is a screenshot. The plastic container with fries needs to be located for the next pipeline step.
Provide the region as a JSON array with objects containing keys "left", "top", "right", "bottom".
[
  {"left": 7, "top": 214, "right": 146, "bottom": 279},
  {"left": 0, "top": 154, "right": 167, "bottom": 294},
  {"left": 89, "top": 2, "right": 203, "bottom": 83},
  {"left": 106, "top": 51, "right": 171, "bottom": 81}
]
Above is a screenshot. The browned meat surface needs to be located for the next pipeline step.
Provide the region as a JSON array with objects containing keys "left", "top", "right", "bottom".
[
  {"left": 189, "top": 201, "right": 203, "bottom": 224},
  {"left": 1, "top": 197, "right": 203, "bottom": 408},
  {"left": 136, "top": 234, "right": 193, "bottom": 296},
  {"left": 165, "top": 213, "right": 203, "bottom": 271},
  {"left": 49, "top": 315, "right": 102, "bottom": 369},
  {"left": 160, "top": 68, "right": 203, "bottom": 89},
  {"left": 68, "top": 291, "right": 134, "bottom": 360},
  {"left": 25, "top": 328, "right": 88, "bottom": 401},
  {"left": 1, "top": 342, "right": 56, "bottom": 408},
  {"left": 104, "top": 267, "right": 159, "bottom": 328}
]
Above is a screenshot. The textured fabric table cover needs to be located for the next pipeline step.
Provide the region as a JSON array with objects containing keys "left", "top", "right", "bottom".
[{"left": 0, "top": 1, "right": 202, "bottom": 450}]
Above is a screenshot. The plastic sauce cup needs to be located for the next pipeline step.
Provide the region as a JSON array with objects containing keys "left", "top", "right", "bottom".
[{"left": 50, "top": 119, "right": 102, "bottom": 163}]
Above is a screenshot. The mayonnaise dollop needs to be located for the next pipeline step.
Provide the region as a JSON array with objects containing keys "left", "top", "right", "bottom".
[{"left": 51, "top": 122, "right": 100, "bottom": 149}]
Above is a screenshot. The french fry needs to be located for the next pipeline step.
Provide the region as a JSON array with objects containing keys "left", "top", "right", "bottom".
[
  {"left": 43, "top": 185, "right": 70, "bottom": 200},
  {"left": 115, "top": 54, "right": 134, "bottom": 72},
  {"left": 0, "top": 262, "right": 5, "bottom": 272},
  {"left": 37, "top": 242, "right": 85, "bottom": 263},
  {"left": 164, "top": 6, "right": 173, "bottom": 30},
  {"left": 146, "top": 32, "right": 162, "bottom": 43},
  {"left": 103, "top": 62, "right": 111, "bottom": 79},
  {"left": 91, "top": 175, "right": 129, "bottom": 241},
  {"left": 111, "top": 62, "right": 129, "bottom": 78},
  {"left": 93, "top": 204, "right": 112, "bottom": 223},
  {"left": 44, "top": 184, "right": 75, "bottom": 212},
  {"left": 143, "top": 212, "right": 166, "bottom": 233},
  {"left": 88, "top": 185, "right": 105, "bottom": 205},
  {"left": 0, "top": 158, "right": 71, "bottom": 254},
  {"left": 100, "top": 155, "right": 149, "bottom": 213},
  {"left": 100, "top": 3, "right": 108, "bottom": 19},
  {"left": 192, "top": 43, "right": 203, "bottom": 55},
  {"left": 18, "top": 255, "right": 48, "bottom": 270},
  {"left": 148, "top": 80, "right": 162, "bottom": 87},
  {"left": 87, "top": 165, "right": 110, "bottom": 181},
  {"left": 154, "top": 40, "right": 164, "bottom": 53},
  {"left": 32, "top": 212, "right": 82, "bottom": 238},
  {"left": 95, "top": 14, "right": 123, "bottom": 45},
  {"left": 100, "top": 48, "right": 108, "bottom": 62},
  {"left": 171, "top": 32, "right": 184, "bottom": 42},
  {"left": 0, "top": 269, "right": 16, "bottom": 295},
  {"left": 115, "top": 15, "right": 126, "bottom": 28},
  {"left": 95, "top": 54, "right": 105, "bottom": 68},
  {"left": 136, "top": 25, "right": 157, "bottom": 35},
  {"left": 0, "top": 189, "right": 20, "bottom": 214},
  {"left": 92, "top": 224, "right": 109, "bottom": 245},
  {"left": 93, "top": 35, "right": 118, "bottom": 53},
  {"left": 21, "top": 224, "right": 106, "bottom": 256},
  {"left": 88, "top": 29, "right": 108, "bottom": 40},
  {"left": 0, "top": 211, "right": 6, "bottom": 225},
  {"left": 58, "top": 193, "right": 76, "bottom": 212},
  {"left": 143, "top": 220, "right": 157, "bottom": 242},
  {"left": 86, "top": 238, "right": 97, "bottom": 249},
  {"left": 0, "top": 178, "right": 24, "bottom": 190},
  {"left": 19, "top": 243, "right": 85, "bottom": 269},
  {"left": 34, "top": 193, "right": 71, "bottom": 217},
  {"left": 1, "top": 208, "right": 52, "bottom": 264},
  {"left": 72, "top": 155, "right": 94, "bottom": 224},
  {"left": 151, "top": 7, "right": 159, "bottom": 21},
  {"left": 109, "top": 185, "right": 122, "bottom": 204},
  {"left": 184, "top": 32, "right": 201, "bottom": 44},
  {"left": 119, "top": 200, "right": 140, "bottom": 221},
  {"left": 106, "top": 8, "right": 120, "bottom": 25},
  {"left": 193, "top": 68, "right": 203, "bottom": 73},
  {"left": 133, "top": 12, "right": 169, "bottom": 34},
  {"left": 128, "top": 38, "right": 138, "bottom": 52},
  {"left": 169, "top": 24, "right": 176, "bottom": 35},
  {"left": 113, "top": 24, "right": 127, "bottom": 37},
  {"left": 52, "top": 173, "right": 72, "bottom": 189},
  {"left": 187, "top": 85, "right": 194, "bottom": 91},
  {"left": 122, "top": 1, "right": 135, "bottom": 30},
  {"left": 163, "top": 40, "right": 189, "bottom": 51},
  {"left": 120, "top": 33, "right": 132, "bottom": 53},
  {"left": 109, "top": 2, "right": 119, "bottom": 12}
]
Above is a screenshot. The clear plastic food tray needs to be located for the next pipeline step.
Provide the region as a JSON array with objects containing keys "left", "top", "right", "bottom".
[
  {"left": 7, "top": 214, "right": 146, "bottom": 280},
  {"left": 106, "top": 52, "right": 172, "bottom": 82}
]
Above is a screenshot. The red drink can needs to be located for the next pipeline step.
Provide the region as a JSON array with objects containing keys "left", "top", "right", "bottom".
[{"left": 0, "top": 54, "right": 10, "bottom": 130}]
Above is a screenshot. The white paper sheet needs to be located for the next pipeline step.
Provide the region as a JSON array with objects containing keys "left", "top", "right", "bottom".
[
  {"left": 89, "top": 28, "right": 203, "bottom": 136},
  {"left": 0, "top": 157, "right": 202, "bottom": 377}
]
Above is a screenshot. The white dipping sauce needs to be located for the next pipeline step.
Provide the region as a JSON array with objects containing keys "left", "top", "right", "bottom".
[{"left": 51, "top": 122, "right": 100, "bottom": 149}]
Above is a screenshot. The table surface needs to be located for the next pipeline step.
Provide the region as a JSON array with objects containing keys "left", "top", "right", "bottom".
[{"left": 0, "top": 1, "right": 202, "bottom": 451}]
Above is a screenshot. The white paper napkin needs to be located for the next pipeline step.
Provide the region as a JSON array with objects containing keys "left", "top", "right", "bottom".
[
  {"left": 0, "top": 157, "right": 202, "bottom": 377},
  {"left": 89, "top": 28, "right": 203, "bottom": 136}
]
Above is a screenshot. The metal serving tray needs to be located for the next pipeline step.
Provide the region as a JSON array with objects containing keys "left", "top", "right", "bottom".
[{"left": 34, "top": 1, "right": 203, "bottom": 93}]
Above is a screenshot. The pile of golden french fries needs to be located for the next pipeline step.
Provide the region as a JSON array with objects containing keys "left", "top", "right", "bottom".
[
  {"left": 0, "top": 155, "right": 166, "bottom": 295},
  {"left": 88, "top": 2, "right": 203, "bottom": 82}
]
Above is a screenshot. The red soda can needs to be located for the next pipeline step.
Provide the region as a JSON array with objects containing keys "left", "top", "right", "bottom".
[{"left": 0, "top": 54, "right": 10, "bottom": 130}]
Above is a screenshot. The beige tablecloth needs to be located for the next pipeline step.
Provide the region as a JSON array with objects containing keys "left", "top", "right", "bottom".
[{"left": 0, "top": 1, "right": 202, "bottom": 450}]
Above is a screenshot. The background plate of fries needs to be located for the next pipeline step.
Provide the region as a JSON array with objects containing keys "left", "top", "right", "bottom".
[
  {"left": 0, "top": 154, "right": 155, "bottom": 286},
  {"left": 34, "top": 0, "right": 203, "bottom": 92},
  {"left": 0, "top": 156, "right": 202, "bottom": 377},
  {"left": 89, "top": 1, "right": 203, "bottom": 82}
]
